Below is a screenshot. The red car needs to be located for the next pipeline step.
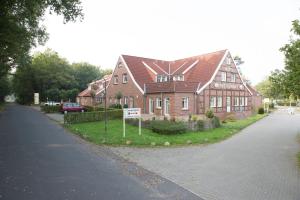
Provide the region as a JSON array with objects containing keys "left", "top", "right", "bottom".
[{"left": 61, "top": 103, "right": 86, "bottom": 114}]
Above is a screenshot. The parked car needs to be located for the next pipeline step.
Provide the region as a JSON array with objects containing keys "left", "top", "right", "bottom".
[
  {"left": 44, "top": 101, "right": 61, "bottom": 106},
  {"left": 61, "top": 103, "right": 86, "bottom": 114}
]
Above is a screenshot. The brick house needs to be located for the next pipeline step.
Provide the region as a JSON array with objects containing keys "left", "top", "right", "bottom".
[
  {"left": 77, "top": 74, "right": 112, "bottom": 107},
  {"left": 106, "top": 49, "right": 262, "bottom": 119}
]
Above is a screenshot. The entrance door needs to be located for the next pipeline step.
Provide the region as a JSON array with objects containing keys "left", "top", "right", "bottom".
[
  {"left": 164, "top": 97, "right": 170, "bottom": 115},
  {"left": 226, "top": 96, "right": 231, "bottom": 112},
  {"left": 149, "top": 98, "right": 154, "bottom": 114}
]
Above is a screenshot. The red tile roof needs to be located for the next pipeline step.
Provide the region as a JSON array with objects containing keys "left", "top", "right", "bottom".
[
  {"left": 122, "top": 50, "right": 227, "bottom": 93},
  {"left": 77, "top": 88, "right": 91, "bottom": 97},
  {"left": 77, "top": 74, "right": 112, "bottom": 97}
]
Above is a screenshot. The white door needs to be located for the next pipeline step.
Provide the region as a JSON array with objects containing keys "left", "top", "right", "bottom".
[
  {"left": 164, "top": 97, "right": 170, "bottom": 115},
  {"left": 226, "top": 96, "right": 231, "bottom": 112}
]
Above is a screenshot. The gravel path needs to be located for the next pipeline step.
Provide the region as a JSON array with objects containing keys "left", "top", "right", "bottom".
[{"left": 111, "top": 110, "right": 300, "bottom": 200}]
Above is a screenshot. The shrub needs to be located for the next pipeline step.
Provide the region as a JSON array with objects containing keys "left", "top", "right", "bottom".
[
  {"left": 222, "top": 113, "right": 236, "bottom": 123},
  {"left": 258, "top": 107, "right": 264, "bottom": 114},
  {"left": 205, "top": 109, "right": 214, "bottom": 118},
  {"left": 269, "top": 103, "right": 274, "bottom": 109},
  {"left": 212, "top": 116, "right": 221, "bottom": 128},
  {"left": 64, "top": 109, "right": 123, "bottom": 124},
  {"left": 123, "top": 104, "right": 128, "bottom": 108},
  {"left": 109, "top": 104, "right": 122, "bottom": 109},
  {"left": 41, "top": 105, "right": 61, "bottom": 113},
  {"left": 191, "top": 115, "right": 198, "bottom": 121},
  {"left": 197, "top": 120, "right": 204, "bottom": 131},
  {"left": 84, "top": 106, "right": 106, "bottom": 112},
  {"left": 150, "top": 120, "right": 186, "bottom": 135}
]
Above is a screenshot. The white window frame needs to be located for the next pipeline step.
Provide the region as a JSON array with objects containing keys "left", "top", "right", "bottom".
[
  {"left": 226, "top": 57, "right": 231, "bottom": 65},
  {"left": 234, "top": 97, "right": 239, "bottom": 106},
  {"left": 113, "top": 75, "right": 118, "bottom": 84},
  {"left": 217, "top": 96, "right": 222, "bottom": 108},
  {"left": 157, "top": 75, "right": 163, "bottom": 82},
  {"left": 124, "top": 96, "right": 128, "bottom": 105},
  {"left": 221, "top": 72, "right": 227, "bottom": 82},
  {"left": 156, "top": 97, "right": 162, "bottom": 109},
  {"left": 240, "top": 97, "right": 244, "bottom": 106},
  {"left": 163, "top": 76, "right": 168, "bottom": 82},
  {"left": 182, "top": 97, "right": 189, "bottom": 110},
  {"left": 231, "top": 73, "right": 236, "bottom": 82},
  {"left": 149, "top": 98, "right": 154, "bottom": 114},
  {"left": 122, "top": 73, "right": 128, "bottom": 83},
  {"left": 210, "top": 96, "right": 217, "bottom": 108},
  {"left": 245, "top": 97, "right": 248, "bottom": 106}
]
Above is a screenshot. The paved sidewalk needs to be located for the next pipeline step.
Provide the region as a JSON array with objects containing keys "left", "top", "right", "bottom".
[{"left": 112, "top": 111, "right": 300, "bottom": 200}]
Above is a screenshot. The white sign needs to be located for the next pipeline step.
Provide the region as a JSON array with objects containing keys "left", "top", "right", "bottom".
[
  {"left": 123, "top": 108, "right": 141, "bottom": 119},
  {"left": 123, "top": 108, "right": 141, "bottom": 138},
  {"left": 263, "top": 98, "right": 270, "bottom": 103},
  {"left": 34, "top": 93, "right": 39, "bottom": 105}
]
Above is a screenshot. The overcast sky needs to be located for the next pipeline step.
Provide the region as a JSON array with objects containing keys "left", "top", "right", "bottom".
[{"left": 34, "top": 0, "right": 300, "bottom": 85}]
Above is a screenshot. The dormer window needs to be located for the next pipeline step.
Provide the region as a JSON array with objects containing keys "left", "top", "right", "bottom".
[
  {"left": 156, "top": 75, "right": 168, "bottom": 82},
  {"left": 221, "top": 72, "right": 227, "bottom": 82},
  {"left": 173, "top": 75, "right": 184, "bottom": 81}
]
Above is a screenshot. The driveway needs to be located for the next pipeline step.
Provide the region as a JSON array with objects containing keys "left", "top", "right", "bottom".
[
  {"left": 112, "top": 109, "right": 300, "bottom": 200},
  {"left": 0, "top": 104, "right": 201, "bottom": 200}
]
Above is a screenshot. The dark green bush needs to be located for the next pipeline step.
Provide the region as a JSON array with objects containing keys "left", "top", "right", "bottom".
[
  {"left": 84, "top": 106, "right": 106, "bottom": 112},
  {"left": 64, "top": 109, "right": 123, "bottom": 124},
  {"left": 212, "top": 116, "right": 221, "bottom": 128},
  {"left": 269, "top": 103, "right": 274, "bottom": 109},
  {"left": 150, "top": 120, "right": 186, "bottom": 135},
  {"left": 41, "top": 105, "right": 61, "bottom": 113},
  {"left": 197, "top": 120, "right": 204, "bottom": 131},
  {"left": 258, "top": 107, "right": 264, "bottom": 114},
  {"left": 109, "top": 104, "right": 122, "bottom": 109},
  {"left": 205, "top": 109, "right": 214, "bottom": 118},
  {"left": 123, "top": 104, "right": 128, "bottom": 108}
]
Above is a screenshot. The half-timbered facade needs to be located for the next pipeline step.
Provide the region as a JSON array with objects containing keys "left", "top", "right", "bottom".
[{"left": 106, "top": 49, "right": 262, "bottom": 119}]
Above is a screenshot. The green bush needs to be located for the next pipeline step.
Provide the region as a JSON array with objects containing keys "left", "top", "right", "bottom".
[
  {"left": 109, "top": 104, "right": 122, "bottom": 109},
  {"left": 269, "top": 103, "right": 274, "bottom": 109},
  {"left": 197, "top": 120, "right": 204, "bottom": 131},
  {"left": 205, "top": 109, "right": 214, "bottom": 118},
  {"left": 41, "top": 105, "right": 61, "bottom": 113},
  {"left": 64, "top": 109, "right": 123, "bottom": 124},
  {"left": 212, "top": 116, "right": 221, "bottom": 128},
  {"left": 123, "top": 104, "right": 128, "bottom": 108},
  {"left": 84, "top": 106, "right": 106, "bottom": 112},
  {"left": 258, "top": 107, "right": 264, "bottom": 114},
  {"left": 150, "top": 120, "right": 186, "bottom": 135}
]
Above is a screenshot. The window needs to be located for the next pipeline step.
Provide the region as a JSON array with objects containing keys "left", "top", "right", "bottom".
[
  {"left": 231, "top": 74, "right": 236, "bottom": 82},
  {"left": 217, "top": 96, "right": 222, "bottom": 108},
  {"left": 173, "top": 75, "right": 184, "bottom": 81},
  {"left": 221, "top": 72, "right": 227, "bottom": 82},
  {"left": 245, "top": 97, "right": 248, "bottom": 106},
  {"left": 163, "top": 76, "right": 168, "bottom": 82},
  {"left": 129, "top": 97, "right": 134, "bottom": 108},
  {"left": 157, "top": 75, "right": 163, "bottom": 82},
  {"left": 113, "top": 75, "right": 118, "bottom": 84},
  {"left": 122, "top": 73, "right": 128, "bottom": 83},
  {"left": 234, "top": 97, "right": 239, "bottom": 106},
  {"left": 210, "top": 96, "right": 217, "bottom": 108},
  {"left": 109, "top": 97, "right": 112, "bottom": 103},
  {"left": 118, "top": 62, "right": 123, "bottom": 68},
  {"left": 156, "top": 97, "right": 162, "bottom": 108},
  {"left": 182, "top": 97, "right": 189, "bottom": 110},
  {"left": 240, "top": 97, "right": 244, "bottom": 106},
  {"left": 226, "top": 57, "right": 231, "bottom": 65}
]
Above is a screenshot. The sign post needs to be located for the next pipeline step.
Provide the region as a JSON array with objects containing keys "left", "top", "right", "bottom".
[{"left": 123, "top": 108, "right": 141, "bottom": 138}]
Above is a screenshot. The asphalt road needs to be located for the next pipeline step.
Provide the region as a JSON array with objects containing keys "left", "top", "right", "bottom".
[{"left": 0, "top": 104, "right": 201, "bottom": 200}]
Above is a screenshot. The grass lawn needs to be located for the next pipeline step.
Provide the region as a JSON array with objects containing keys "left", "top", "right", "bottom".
[{"left": 66, "top": 113, "right": 266, "bottom": 147}]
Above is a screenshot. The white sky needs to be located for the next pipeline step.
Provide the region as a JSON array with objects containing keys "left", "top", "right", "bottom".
[{"left": 34, "top": 0, "right": 300, "bottom": 85}]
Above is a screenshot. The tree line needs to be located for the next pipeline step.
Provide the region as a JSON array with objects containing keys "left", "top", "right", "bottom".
[
  {"left": 13, "top": 49, "right": 112, "bottom": 104},
  {"left": 256, "top": 19, "right": 300, "bottom": 102}
]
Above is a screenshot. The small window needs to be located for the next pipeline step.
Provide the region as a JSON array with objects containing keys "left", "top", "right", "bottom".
[
  {"left": 157, "top": 75, "right": 163, "bottom": 82},
  {"left": 210, "top": 96, "right": 217, "bottom": 108},
  {"left": 113, "top": 75, "right": 119, "bottom": 84},
  {"left": 245, "top": 97, "right": 248, "bottom": 106},
  {"left": 156, "top": 97, "right": 162, "bottom": 108},
  {"left": 231, "top": 74, "right": 236, "bottom": 82},
  {"left": 109, "top": 97, "right": 112, "bottom": 103},
  {"left": 217, "top": 96, "right": 222, "bottom": 108},
  {"left": 122, "top": 73, "right": 128, "bottom": 83},
  {"left": 234, "top": 97, "right": 239, "bottom": 106},
  {"left": 124, "top": 96, "right": 128, "bottom": 105},
  {"left": 226, "top": 57, "right": 231, "bottom": 65},
  {"left": 221, "top": 72, "right": 227, "bottom": 82},
  {"left": 240, "top": 97, "right": 244, "bottom": 106},
  {"left": 118, "top": 62, "right": 123, "bottom": 68},
  {"left": 163, "top": 76, "right": 168, "bottom": 82},
  {"left": 182, "top": 97, "right": 189, "bottom": 110}
]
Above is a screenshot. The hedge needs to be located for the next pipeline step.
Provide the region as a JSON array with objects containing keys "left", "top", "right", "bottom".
[
  {"left": 64, "top": 109, "right": 123, "bottom": 124},
  {"left": 41, "top": 105, "right": 61, "bottom": 113},
  {"left": 150, "top": 120, "right": 187, "bottom": 135}
]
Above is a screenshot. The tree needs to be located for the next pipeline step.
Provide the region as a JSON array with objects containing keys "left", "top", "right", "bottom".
[
  {"left": 0, "top": 75, "right": 10, "bottom": 102},
  {"left": 280, "top": 19, "right": 300, "bottom": 98},
  {"left": 72, "top": 62, "right": 102, "bottom": 91},
  {"left": 0, "top": 0, "right": 83, "bottom": 77}
]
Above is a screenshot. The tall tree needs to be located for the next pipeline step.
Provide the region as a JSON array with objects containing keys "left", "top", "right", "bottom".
[
  {"left": 280, "top": 19, "right": 300, "bottom": 98},
  {"left": 0, "top": 0, "right": 83, "bottom": 77}
]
